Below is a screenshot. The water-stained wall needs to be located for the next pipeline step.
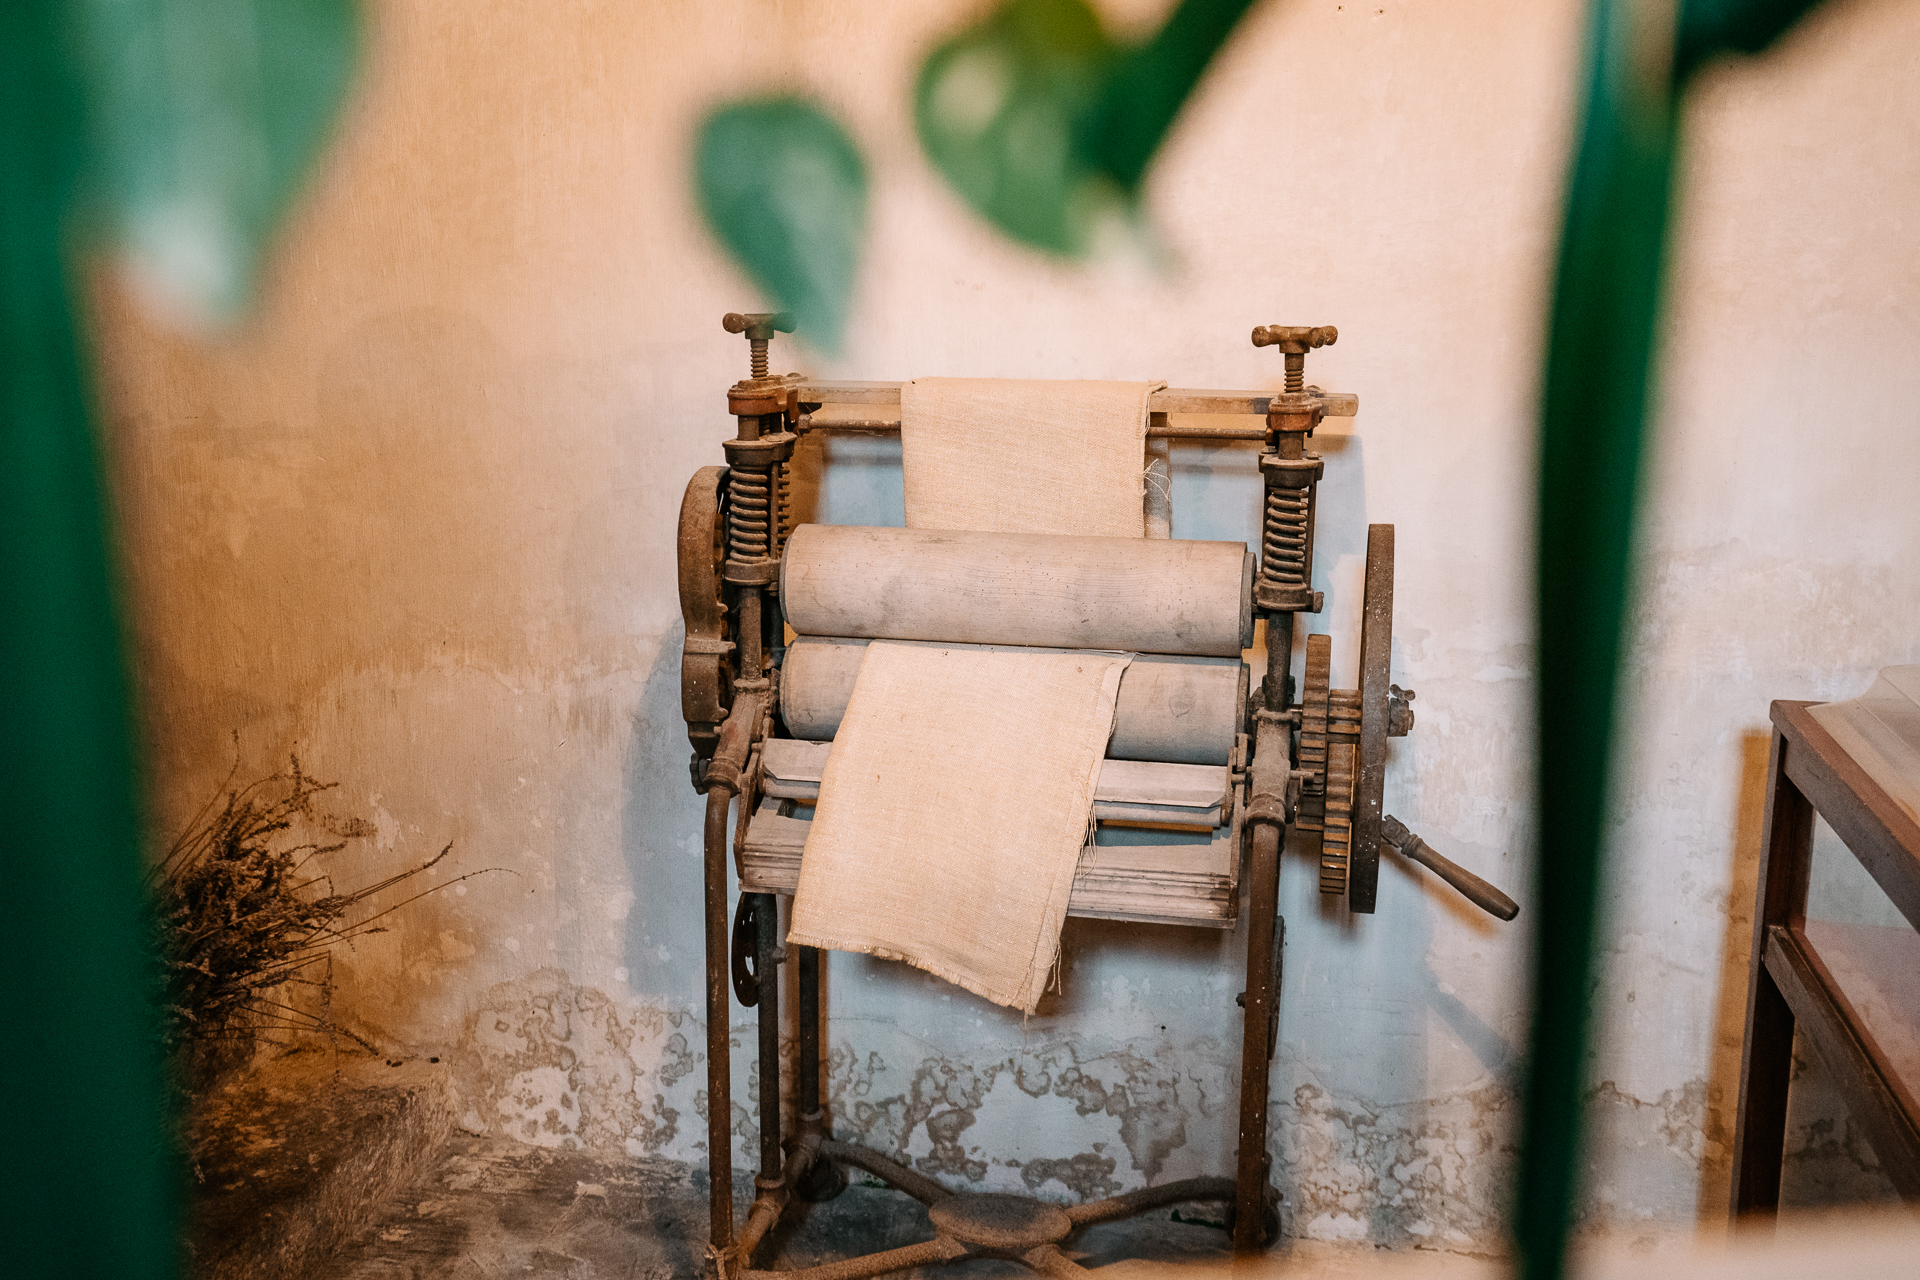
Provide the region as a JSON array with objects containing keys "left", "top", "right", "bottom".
[{"left": 91, "top": 0, "right": 1920, "bottom": 1245}]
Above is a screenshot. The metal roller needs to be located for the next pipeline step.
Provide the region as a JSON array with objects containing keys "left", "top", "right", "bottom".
[
  {"left": 781, "top": 524, "right": 1255, "bottom": 658},
  {"left": 781, "top": 637, "right": 1248, "bottom": 766}
]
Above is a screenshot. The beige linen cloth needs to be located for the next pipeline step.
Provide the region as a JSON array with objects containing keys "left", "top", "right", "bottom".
[
  {"left": 786, "top": 642, "right": 1133, "bottom": 1011},
  {"left": 787, "top": 378, "right": 1156, "bottom": 1011},
  {"left": 899, "top": 377, "right": 1157, "bottom": 537}
]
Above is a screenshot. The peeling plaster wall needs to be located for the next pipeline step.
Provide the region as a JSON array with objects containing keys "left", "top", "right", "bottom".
[{"left": 90, "top": 0, "right": 1920, "bottom": 1247}]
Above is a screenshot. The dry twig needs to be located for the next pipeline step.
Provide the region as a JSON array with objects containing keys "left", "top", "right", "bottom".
[{"left": 152, "top": 756, "right": 494, "bottom": 1058}]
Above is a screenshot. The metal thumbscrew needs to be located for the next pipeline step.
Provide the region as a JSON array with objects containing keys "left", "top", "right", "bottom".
[
  {"left": 722, "top": 312, "right": 795, "bottom": 380},
  {"left": 1252, "top": 324, "right": 1338, "bottom": 393}
]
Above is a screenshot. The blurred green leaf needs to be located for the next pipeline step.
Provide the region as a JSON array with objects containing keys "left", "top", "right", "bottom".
[
  {"left": 696, "top": 98, "right": 868, "bottom": 355},
  {"left": 1674, "top": 0, "right": 1824, "bottom": 82},
  {"left": 69, "top": 0, "right": 362, "bottom": 325},
  {"left": 699, "top": 2, "right": 1258, "bottom": 313},
  {"left": 1086, "top": 0, "right": 1257, "bottom": 193},
  {"left": 5, "top": 2, "right": 365, "bottom": 1273},
  {"left": 1516, "top": 2, "right": 1828, "bottom": 1277},
  {"left": 917, "top": 0, "right": 1258, "bottom": 257},
  {"left": 916, "top": 0, "right": 1119, "bottom": 256}
]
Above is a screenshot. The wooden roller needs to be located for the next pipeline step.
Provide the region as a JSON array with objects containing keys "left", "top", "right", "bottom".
[
  {"left": 781, "top": 637, "right": 1248, "bottom": 766},
  {"left": 780, "top": 525, "right": 1255, "bottom": 658}
]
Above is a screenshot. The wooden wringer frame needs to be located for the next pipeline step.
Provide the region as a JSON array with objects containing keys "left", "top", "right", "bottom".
[{"left": 678, "top": 314, "right": 1519, "bottom": 1277}]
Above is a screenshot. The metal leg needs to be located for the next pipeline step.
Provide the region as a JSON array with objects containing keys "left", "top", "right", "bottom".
[
  {"left": 704, "top": 788, "right": 736, "bottom": 1251},
  {"left": 755, "top": 893, "right": 784, "bottom": 1182},
  {"left": 792, "top": 943, "right": 850, "bottom": 1203},
  {"left": 1234, "top": 820, "right": 1283, "bottom": 1252},
  {"left": 798, "top": 943, "right": 823, "bottom": 1119}
]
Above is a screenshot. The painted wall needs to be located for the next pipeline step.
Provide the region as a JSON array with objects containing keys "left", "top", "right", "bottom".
[{"left": 91, "top": 0, "right": 1920, "bottom": 1247}]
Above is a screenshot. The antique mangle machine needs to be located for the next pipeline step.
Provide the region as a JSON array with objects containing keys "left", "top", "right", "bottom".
[{"left": 676, "top": 313, "right": 1517, "bottom": 1277}]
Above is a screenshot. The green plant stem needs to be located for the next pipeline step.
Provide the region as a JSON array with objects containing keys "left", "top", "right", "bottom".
[
  {"left": 1520, "top": 3, "right": 1678, "bottom": 1274},
  {"left": 0, "top": 5, "right": 176, "bottom": 1277},
  {"left": 1519, "top": 1, "right": 1822, "bottom": 1274}
]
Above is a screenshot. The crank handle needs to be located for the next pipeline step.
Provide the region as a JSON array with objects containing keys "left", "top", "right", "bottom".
[{"left": 1381, "top": 815, "right": 1519, "bottom": 922}]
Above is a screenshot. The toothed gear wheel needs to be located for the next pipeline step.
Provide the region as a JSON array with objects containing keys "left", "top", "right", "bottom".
[
  {"left": 1323, "top": 687, "right": 1362, "bottom": 895},
  {"left": 1296, "top": 634, "right": 1332, "bottom": 835},
  {"left": 1297, "top": 634, "right": 1361, "bottom": 897},
  {"left": 1321, "top": 740, "right": 1356, "bottom": 896}
]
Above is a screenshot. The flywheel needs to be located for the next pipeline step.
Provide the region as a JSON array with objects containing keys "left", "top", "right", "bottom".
[
  {"left": 1348, "top": 524, "right": 1395, "bottom": 914},
  {"left": 678, "top": 466, "right": 733, "bottom": 759}
]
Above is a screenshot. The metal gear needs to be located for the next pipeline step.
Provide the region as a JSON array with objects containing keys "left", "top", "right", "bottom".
[
  {"left": 1321, "top": 738, "right": 1357, "bottom": 896},
  {"left": 1296, "top": 632, "right": 1332, "bottom": 835},
  {"left": 1294, "top": 633, "right": 1363, "bottom": 898}
]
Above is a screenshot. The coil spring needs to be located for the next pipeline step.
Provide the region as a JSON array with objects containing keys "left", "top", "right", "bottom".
[
  {"left": 728, "top": 467, "right": 772, "bottom": 561},
  {"left": 776, "top": 462, "right": 792, "bottom": 548},
  {"left": 1257, "top": 486, "right": 1310, "bottom": 591}
]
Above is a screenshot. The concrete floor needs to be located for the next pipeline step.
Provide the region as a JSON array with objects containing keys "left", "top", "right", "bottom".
[
  {"left": 307, "top": 1145, "right": 1920, "bottom": 1280},
  {"left": 306, "top": 1132, "right": 1291, "bottom": 1279},
  {"left": 197, "top": 1051, "right": 1483, "bottom": 1279},
  {"left": 193, "top": 1050, "right": 1920, "bottom": 1279}
]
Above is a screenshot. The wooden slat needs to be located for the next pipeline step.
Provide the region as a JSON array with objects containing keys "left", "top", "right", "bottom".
[
  {"left": 1065, "top": 892, "right": 1233, "bottom": 928},
  {"left": 794, "top": 379, "right": 899, "bottom": 405},
  {"left": 1776, "top": 701, "right": 1920, "bottom": 932},
  {"left": 758, "top": 780, "right": 1218, "bottom": 827},
  {"left": 796, "top": 380, "right": 1359, "bottom": 421},
  {"left": 760, "top": 739, "right": 1228, "bottom": 812},
  {"left": 1802, "top": 919, "right": 1920, "bottom": 1119},
  {"left": 735, "top": 798, "right": 1237, "bottom": 928},
  {"left": 1764, "top": 924, "right": 1920, "bottom": 1197},
  {"left": 1156, "top": 387, "right": 1360, "bottom": 418}
]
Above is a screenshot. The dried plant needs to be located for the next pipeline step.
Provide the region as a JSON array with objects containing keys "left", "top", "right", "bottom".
[{"left": 152, "top": 755, "right": 489, "bottom": 1061}]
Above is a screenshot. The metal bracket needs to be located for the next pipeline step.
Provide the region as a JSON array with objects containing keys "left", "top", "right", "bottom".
[{"left": 1388, "top": 684, "right": 1416, "bottom": 737}]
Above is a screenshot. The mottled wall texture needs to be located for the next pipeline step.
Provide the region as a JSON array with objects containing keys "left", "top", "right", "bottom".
[{"left": 91, "top": 0, "right": 1919, "bottom": 1247}]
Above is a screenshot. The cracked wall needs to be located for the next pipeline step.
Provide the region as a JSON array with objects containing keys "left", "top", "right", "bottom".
[{"left": 95, "top": 0, "right": 1920, "bottom": 1252}]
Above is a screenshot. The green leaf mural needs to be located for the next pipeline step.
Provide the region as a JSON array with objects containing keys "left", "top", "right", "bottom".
[{"left": 696, "top": 98, "right": 869, "bottom": 355}]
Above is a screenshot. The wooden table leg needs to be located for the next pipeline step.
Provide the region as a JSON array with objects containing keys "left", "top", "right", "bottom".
[
  {"left": 1732, "top": 965, "right": 1795, "bottom": 1215},
  {"left": 1730, "top": 723, "right": 1813, "bottom": 1217}
]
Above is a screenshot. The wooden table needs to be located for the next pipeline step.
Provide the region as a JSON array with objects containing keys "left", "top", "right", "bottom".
[{"left": 1730, "top": 700, "right": 1920, "bottom": 1213}]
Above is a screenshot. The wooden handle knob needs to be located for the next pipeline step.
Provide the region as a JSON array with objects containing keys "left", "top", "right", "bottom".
[{"left": 1382, "top": 814, "right": 1519, "bottom": 921}]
